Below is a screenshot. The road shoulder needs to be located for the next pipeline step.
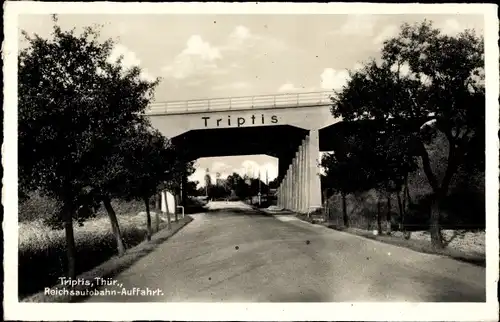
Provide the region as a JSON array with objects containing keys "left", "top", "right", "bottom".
[{"left": 267, "top": 209, "right": 485, "bottom": 268}]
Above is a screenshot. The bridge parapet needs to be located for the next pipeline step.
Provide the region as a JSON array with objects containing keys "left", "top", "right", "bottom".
[{"left": 146, "top": 91, "right": 334, "bottom": 115}]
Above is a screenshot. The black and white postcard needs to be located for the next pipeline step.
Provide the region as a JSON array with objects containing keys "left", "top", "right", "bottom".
[{"left": 3, "top": 2, "right": 499, "bottom": 321}]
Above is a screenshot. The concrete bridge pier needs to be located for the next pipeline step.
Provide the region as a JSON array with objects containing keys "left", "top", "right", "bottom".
[
  {"left": 306, "top": 129, "right": 322, "bottom": 211},
  {"left": 276, "top": 129, "right": 321, "bottom": 213},
  {"left": 278, "top": 173, "right": 284, "bottom": 208},
  {"left": 283, "top": 174, "right": 290, "bottom": 209},
  {"left": 286, "top": 163, "right": 292, "bottom": 209},
  {"left": 277, "top": 186, "right": 281, "bottom": 208},
  {"left": 292, "top": 151, "right": 300, "bottom": 212},
  {"left": 298, "top": 138, "right": 306, "bottom": 213}
]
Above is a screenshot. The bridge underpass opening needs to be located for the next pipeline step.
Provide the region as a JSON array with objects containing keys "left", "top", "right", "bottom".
[{"left": 171, "top": 125, "right": 323, "bottom": 213}]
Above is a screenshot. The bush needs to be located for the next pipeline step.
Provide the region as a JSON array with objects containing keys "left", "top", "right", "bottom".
[
  {"left": 184, "top": 196, "right": 207, "bottom": 214},
  {"left": 18, "top": 191, "right": 61, "bottom": 223}
]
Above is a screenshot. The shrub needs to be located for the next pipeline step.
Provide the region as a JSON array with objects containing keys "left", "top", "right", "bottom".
[{"left": 18, "top": 191, "right": 61, "bottom": 223}]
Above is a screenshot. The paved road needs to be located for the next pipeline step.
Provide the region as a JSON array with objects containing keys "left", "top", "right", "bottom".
[{"left": 85, "top": 201, "right": 485, "bottom": 302}]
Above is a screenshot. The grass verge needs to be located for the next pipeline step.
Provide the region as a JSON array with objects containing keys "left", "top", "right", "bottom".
[
  {"left": 19, "top": 208, "right": 160, "bottom": 297},
  {"left": 295, "top": 214, "right": 486, "bottom": 268},
  {"left": 20, "top": 215, "right": 193, "bottom": 303}
]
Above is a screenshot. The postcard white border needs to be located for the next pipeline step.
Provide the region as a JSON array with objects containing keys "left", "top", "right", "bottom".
[{"left": 3, "top": 2, "right": 499, "bottom": 321}]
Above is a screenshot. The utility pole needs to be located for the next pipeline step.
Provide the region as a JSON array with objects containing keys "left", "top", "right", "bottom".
[
  {"left": 265, "top": 169, "right": 269, "bottom": 201},
  {"left": 204, "top": 168, "right": 210, "bottom": 198},
  {"left": 258, "top": 170, "right": 261, "bottom": 206},
  {"left": 216, "top": 172, "right": 221, "bottom": 186}
]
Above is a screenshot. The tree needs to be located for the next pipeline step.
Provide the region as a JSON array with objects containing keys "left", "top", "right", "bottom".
[
  {"left": 204, "top": 168, "right": 212, "bottom": 197},
  {"left": 208, "top": 184, "right": 230, "bottom": 200},
  {"left": 185, "top": 180, "right": 200, "bottom": 196},
  {"left": 18, "top": 16, "right": 160, "bottom": 277},
  {"left": 162, "top": 146, "right": 195, "bottom": 222},
  {"left": 369, "top": 131, "right": 419, "bottom": 234},
  {"left": 226, "top": 172, "right": 251, "bottom": 200},
  {"left": 330, "top": 20, "right": 484, "bottom": 248},
  {"left": 321, "top": 133, "right": 376, "bottom": 227},
  {"left": 268, "top": 178, "right": 279, "bottom": 190},
  {"left": 320, "top": 127, "right": 370, "bottom": 226},
  {"left": 249, "top": 178, "right": 269, "bottom": 196},
  {"left": 115, "top": 125, "right": 176, "bottom": 241}
]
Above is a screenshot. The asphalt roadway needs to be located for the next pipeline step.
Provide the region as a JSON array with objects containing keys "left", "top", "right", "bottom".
[{"left": 85, "top": 201, "right": 485, "bottom": 302}]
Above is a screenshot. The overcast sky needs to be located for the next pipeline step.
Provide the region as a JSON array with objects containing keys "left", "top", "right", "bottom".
[{"left": 19, "top": 13, "right": 484, "bottom": 186}]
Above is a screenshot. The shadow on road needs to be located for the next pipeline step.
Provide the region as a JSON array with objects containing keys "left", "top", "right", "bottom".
[
  {"left": 365, "top": 265, "right": 486, "bottom": 302},
  {"left": 206, "top": 208, "right": 272, "bottom": 217},
  {"left": 266, "top": 290, "right": 330, "bottom": 302}
]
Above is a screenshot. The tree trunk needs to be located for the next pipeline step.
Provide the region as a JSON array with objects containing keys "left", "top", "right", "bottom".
[
  {"left": 156, "top": 192, "right": 161, "bottom": 232},
  {"left": 418, "top": 133, "right": 459, "bottom": 249},
  {"left": 322, "top": 189, "right": 328, "bottom": 208},
  {"left": 430, "top": 140, "right": 459, "bottom": 248},
  {"left": 417, "top": 139, "right": 445, "bottom": 248},
  {"left": 342, "top": 192, "right": 349, "bottom": 228},
  {"left": 325, "top": 198, "right": 330, "bottom": 222},
  {"left": 377, "top": 196, "right": 382, "bottom": 234},
  {"left": 155, "top": 210, "right": 160, "bottom": 233},
  {"left": 386, "top": 194, "right": 392, "bottom": 234},
  {"left": 175, "top": 193, "right": 181, "bottom": 222},
  {"left": 154, "top": 193, "right": 160, "bottom": 211},
  {"left": 404, "top": 175, "right": 412, "bottom": 205},
  {"left": 102, "top": 196, "right": 126, "bottom": 256},
  {"left": 396, "top": 191, "right": 404, "bottom": 231},
  {"left": 429, "top": 192, "right": 444, "bottom": 248},
  {"left": 144, "top": 196, "right": 152, "bottom": 241},
  {"left": 62, "top": 199, "right": 77, "bottom": 280}
]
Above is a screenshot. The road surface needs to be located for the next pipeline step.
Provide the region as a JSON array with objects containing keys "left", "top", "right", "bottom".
[{"left": 85, "top": 201, "right": 485, "bottom": 302}]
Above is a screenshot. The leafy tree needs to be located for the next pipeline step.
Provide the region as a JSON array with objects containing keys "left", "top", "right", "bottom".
[
  {"left": 321, "top": 132, "right": 376, "bottom": 227},
  {"left": 185, "top": 180, "right": 200, "bottom": 196},
  {"left": 248, "top": 178, "right": 269, "bottom": 196},
  {"left": 226, "top": 172, "right": 251, "bottom": 200},
  {"left": 203, "top": 168, "right": 212, "bottom": 197},
  {"left": 321, "top": 119, "right": 419, "bottom": 232},
  {"left": 225, "top": 172, "right": 239, "bottom": 198},
  {"left": 330, "top": 20, "right": 484, "bottom": 248},
  {"left": 114, "top": 125, "right": 176, "bottom": 241},
  {"left": 268, "top": 178, "right": 279, "bottom": 190},
  {"left": 208, "top": 184, "right": 230, "bottom": 199},
  {"left": 369, "top": 130, "right": 419, "bottom": 233},
  {"left": 162, "top": 147, "right": 195, "bottom": 222},
  {"left": 18, "top": 16, "right": 159, "bottom": 277}
]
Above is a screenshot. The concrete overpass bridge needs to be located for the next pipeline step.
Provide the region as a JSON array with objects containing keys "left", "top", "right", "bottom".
[{"left": 145, "top": 91, "right": 343, "bottom": 214}]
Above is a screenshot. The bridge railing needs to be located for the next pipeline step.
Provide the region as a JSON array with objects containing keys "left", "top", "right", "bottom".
[{"left": 146, "top": 91, "right": 335, "bottom": 115}]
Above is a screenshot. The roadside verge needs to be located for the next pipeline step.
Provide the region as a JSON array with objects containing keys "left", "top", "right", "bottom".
[
  {"left": 21, "top": 215, "right": 194, "bottom": 303},
  {"left": 291, "top": 213, "right": 485, "bottom": 268}
]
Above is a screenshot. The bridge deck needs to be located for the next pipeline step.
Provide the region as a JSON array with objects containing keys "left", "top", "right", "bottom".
[{"left": 146, "top": 91, "right": 334, "bottom": 115}]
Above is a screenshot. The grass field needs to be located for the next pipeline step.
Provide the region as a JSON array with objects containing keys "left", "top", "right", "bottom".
[{"left": 18, "top": 198, "right": 170, "bottom": 298}]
